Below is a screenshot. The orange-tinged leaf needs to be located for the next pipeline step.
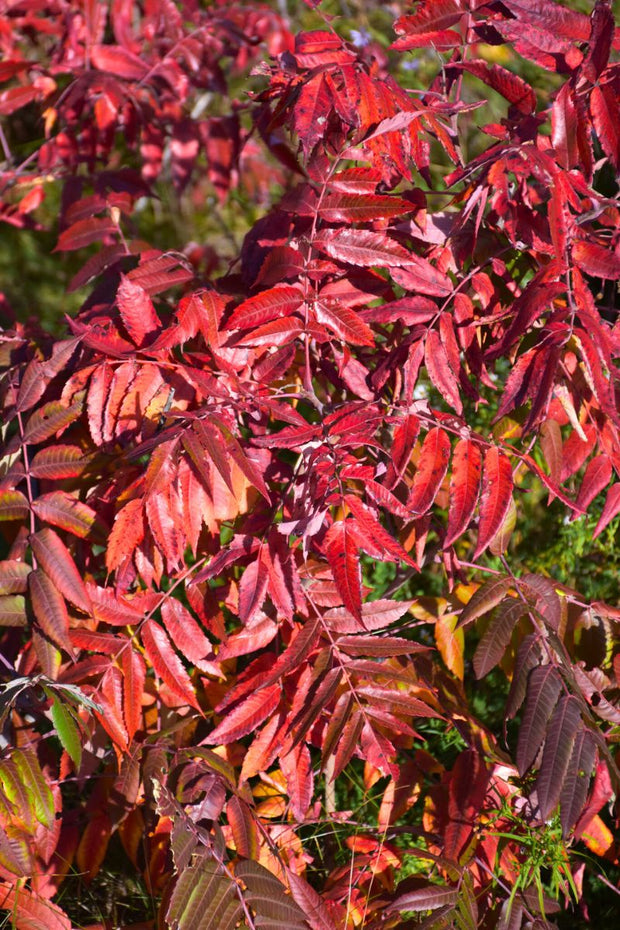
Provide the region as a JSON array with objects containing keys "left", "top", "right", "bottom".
[
  {"left": 0, "top": 490, "right": 29, "bottom": 521},
  {"left": 30, "top": 445, "right": 92, "bottom": 480},
  {"left": 408, "top": 428, "right": 451, "bottom": 515},
  {"left": 0, "top": 561, "right": 30, "bottom": 596},
  {"left": 32, "top": 491, "right": 104, "bottom": 539},
  {"left": 106, "top": 498, "right": 145, "bottom": 572},
  {"left": 24, "top": 400, "right": 82, "bottom": 444},
  {"left": 474, "top": 448, "right": 513, "bottom": 558},
  {"left": 435, "top": 612, "right": 463, "bottom": 679},
  {"left": 0, "top": 884, "right": 71, "bottom": 930},
  {"left": 76, "top": 813, "right": 112, "bottom": 883},
  {"left": 141, "top": 618, "right": 200, "bottom": 710},
  {"left": 580, "top": 814, "right": 614, "bottom": 857},
  {"left": 324, "top": 520, "right": 362, "bottom": 621}
]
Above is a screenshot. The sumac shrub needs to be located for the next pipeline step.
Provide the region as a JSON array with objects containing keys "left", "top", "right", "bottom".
[{"left": 1, "top": 1, "right": 620, "bottom": 928}]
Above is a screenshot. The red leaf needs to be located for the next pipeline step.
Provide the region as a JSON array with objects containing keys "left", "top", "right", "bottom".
[
  {"left": 474, "top": 448, "right": 513, "bottom": 558},
  {"left": 454, "top": 60, "right": 536, "bottom": 114},
  {"left": 122, "top": 648, "right": 146, "bottom": 743},
  {"left": 315, "top": 301, "right": 374, "bottom": 346},
  {"left": 313, "top": 229, "right": 415, "bottom": 268},
  {"left": 206, "top": 684, "right": 281, "bottom": 745},
  {"left": 30, "top": 445, "right": 92, "bottom": 480},
  {"left": 445, "top": 439, "right": 482, "bottom": 547},
  {"left": 55, "top": 217, "right": 117, "bottom": 252},
  {"left": 318, "top": 194, "right": 412, "bottom": 223},
  {"left": 141, "top": 619, "right": 200, "bottom": 710},
  {"left": 425, "top": 331, "right": 462, "bottom": 414},
  {"left": 90, "top": 45, "right": 148, "bottom": 80},
  {"left": 593, "top": 483, "right": 620, "bottom": 539},
  {"left": 116, "top": 275, "right": 160, "bottom": 347},
  {"left": 0, "top": 85, "right": 38, "bottom": 115},
  {"left": 445, "top": 750, "right": 490, "bottom": 861},
  {"left": 573, "top": 239, "right": 620, "bottom": 280},
  {"left": 324, "top": 521, "right": 362, "bottom": 621},
  {"left": 392, "top": 0, "right": 464, "bottom": 50},
  {"left": 32, "top": 491, "right": 104, "bottom": 540},
  {"left": 385, "top": 414, "right": 420, "bottom": 489},
  {"left": 344, "top": 494, "right": 417, "bottom": 568},
  {"left": 28, "top": 569, "right": 73, "bottom": 654},
  {"left": 161, "top": 598, "right": 219, "bottom": 675},
  {"left": 0, "top": 884, "right": 71, "bottom": 930},
  {"left": 590, "top": 83, "right": 620, "bottom": 170},
  {"left": 29, "top": 529, "right": 91, "bottom": 614},
  {"left": 225, "top": 285, "right": 304, "bottom": 331},
  {"left": 23, "top": 399, "right": 82, "bottom": 445},
  {"left": 552, "top": 83, "right": 579, "bottom": 170},
  {"left": 280, "top": 742, "right": 314, "bottom": 821},
  {"left": 293, "top": 73, "right": 331, "bottom": 157},
  {"left": 237, "top": 317, "right": 304, "bottom": 347},
  {"left": 574, "top": 454, "right": 612, "bottom": 515},
  {"left": 0, "top": 490, "right": 30, "bottom": 521},
  {"left": 408, "top": 428, "right": 451, "bottom": 515},
  {"left": 106, "top": 498, "right": 145, "bottom": 572}
]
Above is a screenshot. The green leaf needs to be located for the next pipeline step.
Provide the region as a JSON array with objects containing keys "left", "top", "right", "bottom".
[{"left": 49, "top": 696, "right": 82, "bottom": 769}]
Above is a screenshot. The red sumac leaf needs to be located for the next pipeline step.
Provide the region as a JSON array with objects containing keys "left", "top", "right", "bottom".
[
  {"left": 55, "top": 217, "right": 117, "bottom": 252},
  {"left": 324, "top": 521, "right": 362, "bottom": 621},
  {"left": 116, "top": 275, "right": 160, "bottom": 347},
  {"left": 225, "top": 285, "right": 303, "bottom": 331},
  {"left": 121, "top": 646, "right": 146, "bottom": 742},
  {"left": 573, "top": 239, "right": 620, "bottom": 280},
  {"left": 408, "top": 428, "right": 451, "bottom": 515},
  {"left": 425, "top": 331, "right": 462, "bottom": 414},
  {"left": 313, "top": 229, "right": 415, "bottom": 268},
  {"left": 23, "top": 400, "right": 82, "bottom": 445},
  {"left": 206, "top": 684, "right": 280, "bottom": 745},
  {"left": 474, "top": 448, "right": 513, "bottom": 558},
  {"left": 141, "top": 619, "right": 200, "bottom": 711},
  {"left": 455, "top": 60, "right": 536, "bottom": 114},
  {"left": 593, "top": 483, "right": 620, "bottom": 539},
  {"left": 30, "top": 445, "right": 92, "bottom": 480},
  {"left": 590, "top": 83, "right": 620, "bottom": 170},
  {"left": 280, "top": 742, "right": 314, "bottom": 821},
  {"left": 0, "top": 490, "right": 30, "bottom": 521},
  {"left": 29, "top": 528, "right": 91, "bottom": 614},
  {"left": 0, "top": 561, "right": 30, "bottom": 596},
  {"left": 445, "top": 438, "right": 482, "bottom": 547},
  {"left": 28, "top": 568, "right": 73, "bottom": 654},
  {"left": 32, "top": 492, "right": 104, "bottom": 540},
  {"left": 106, "top": 499, "right": 145, "bottom": 573},
  {"left": 90, "top": 45, "right": 148, "bottom": 80},
  {"left": 318, "top": 194, "right": 412, "bottom": 223},
  {"left": 315, "top": 301, "right": 374, "bottom": 346},
  {"left": 560, "top": 729, "right": 597, "bottom": 837},
  {"left": 574, "top": 454, "right": 612, "bottom": 515}
]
